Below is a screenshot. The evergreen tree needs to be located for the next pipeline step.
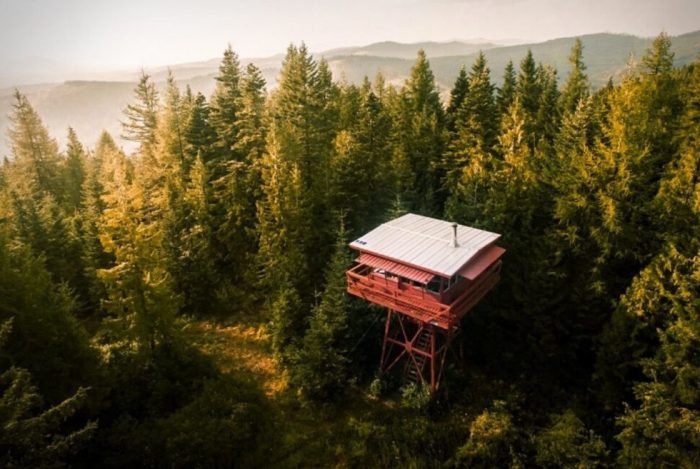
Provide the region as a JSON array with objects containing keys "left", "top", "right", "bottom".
[
  {"left": 97, "top": 139, "right": 178, "bottom": 351},
  {"left": 290, "top": 222, "right": 354, "bottom": 402},
  {"left": 641, "top": 32, "right": 674, "bottom": 75},
  {"left": 257, "top": 42, "right": 339, "bottom": 322},
  {"left": 393, "top": 49, "right": 445, "bottom": 213},
  {"left": 256, "top": 44, "right": 334, "bottom": 353},
  {"left": 653, "top": 59, "right": 700, "bottom": 250},
  {"left": 0, "top": 317, "right": 96, "bottom": 468},
  {"left": 596, "top": 58, "right": 700, "bottom": 413},
  {"left": 534, "top": 64, "right": 560, "bottom": 150},
  {"left": 446, "top": 66, "right": 469, "bottom": 134},
  {"left": 77, "top": 132, "right": 118, "bottom": 313},
  {"left": 497, "top": 60, "right": 517, "bottom": 120},
  {"left": 5, "top": 93, "right": 86, "bottom": 298},
  {"left": 329, "top": 80, "right": 392, "bottom": 235},
  {"left": 212, "top": 62, "right": 268, "bottom": 309},
  {"left": 257, "top": 148, "right": 310, "bottom": 359},
  {"left": 175, "top": 155, "right": 220, "bottom": 314},
  {"left": 121, "top": 71, "right": 159, "bottom": 155},
  {"left": 446, "top": 97, "right": 536, "bottom": 234},
  {"left": 0, "top": 231, "right": 97, "bottom": 403},
  {"left": 234, "top": 63, "right": 268, "bottom": 165},
  {"left": 443, "top": 52, "right": 497, "bottom": 206},
  {"left": 62, "top": 127, "right": 86, "bottom": 213},
  {"left": 184, "top": 92, "right": 216, "bottom": 165},
  {"left": 516, "top": 50, "right": 542, "bottom": 148},
  {"left": 559, "top": 38, "right": 590, "bottom": 116},
  {"left": 209, "top": 45, "right": 243, "bottom": 174},
  {"left": 614, "top": 248, "right": 700, "bottom": 467},
  {"left": 8, "top": 91, "right": 62, "bottom": 200},
  {"left": 157, "top": 71, "right": 188, "bottom": 171}
]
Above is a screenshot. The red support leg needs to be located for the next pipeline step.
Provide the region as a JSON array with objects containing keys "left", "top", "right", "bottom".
[
  {"left": 430, "top": 327, "right": 436, "bottom": 394},
  {"left": 379, "top": 309, "right": 393, "bottom": 371}
]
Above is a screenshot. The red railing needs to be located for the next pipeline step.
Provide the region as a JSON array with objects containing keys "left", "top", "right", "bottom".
[{"left": 346, "top": 261, "right": 501, "bottom": 330}]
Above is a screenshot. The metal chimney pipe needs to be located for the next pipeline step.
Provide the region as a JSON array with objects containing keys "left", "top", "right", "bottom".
[{"left": 451, "top": 223, "right": 459, "bottom": 247}]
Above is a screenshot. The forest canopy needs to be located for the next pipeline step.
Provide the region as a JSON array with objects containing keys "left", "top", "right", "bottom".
[{"left": 0, "top": 33, "right": 698, "bottom": 467}]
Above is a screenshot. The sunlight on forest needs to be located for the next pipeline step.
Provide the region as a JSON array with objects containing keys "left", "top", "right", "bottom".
[{"left": 1, "top": 28, "right": 698, "bottom": 467}]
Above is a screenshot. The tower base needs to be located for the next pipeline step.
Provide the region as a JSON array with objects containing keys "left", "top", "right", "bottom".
[{"left": 379, "top": 309, "right": 459, "bottom": 394}]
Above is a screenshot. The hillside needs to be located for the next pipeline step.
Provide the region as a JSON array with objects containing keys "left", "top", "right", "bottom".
[{"left": 1, "top": 31, "right": 698, "bottom": 156}]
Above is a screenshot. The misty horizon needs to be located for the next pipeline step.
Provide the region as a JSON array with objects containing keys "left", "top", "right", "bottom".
[{"left": 1, "top": 0, "right": 698, "bottom": 87}]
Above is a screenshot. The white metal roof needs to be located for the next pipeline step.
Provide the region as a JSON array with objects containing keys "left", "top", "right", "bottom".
[{"left": 349, "top": 213, "right": 501, "bottom": 277}]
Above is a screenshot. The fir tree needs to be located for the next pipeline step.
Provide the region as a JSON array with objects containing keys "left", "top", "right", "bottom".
[
  {"left": 559, "top": 38, "right": 590, "bottom": 116},
  {"left": 97, "top": 138, "right": 178, "bottom": 351},
  {"left": 212, "top": 62, "right": 268, "bottom": 301},
  {"left": 516, "top": 50, "right": 542, "bottom": 148},
  {"left": 121, "top": 71, "right": 159, "bottom": 155},
  {"left": 5, "top": 93, "right": 86, "bottom": 298},
  {"left": 209, "top": 45, "right": 243, "bottom": 173},
  {"left": 497, "top": 60, "right": 517, "bottom": 120},
  {"left": 8, "top": 91, "right": 62, "bottom": 200},
  {"left": 290, "top": 222, "right": 354, "bottom": 402},
  {"left": 443, "top": 52, "right": 497, "bottom": 205},
  {"left": 641, "top": 32, "right": 674, "bottom": 75},
  {"left": 534, "top": 64, "right": 560, "bottom": 151},
  {"left": 446, "top": 66, "right": 469, "bottom": 134},
  {"left": 393, "top": 49, "right": 445, "bottom": 213},
  {"left": 184, "top": 92, "right": 216, "bottom": 165},
  {"left": 62, "top": 127, "right": 86, "bottom": 213},
  {"left": 614, "top": 248, "right": 700, "bottom": 467},
  {"left": 0, "top": 319, "right": 96, "bottom": 468},
  {"left": 329, "top": 80, "right": 392, "bottom": 235}
]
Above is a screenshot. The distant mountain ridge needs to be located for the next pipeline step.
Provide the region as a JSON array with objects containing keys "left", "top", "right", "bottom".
[
  {"left": 2, "top": 31, "right": 699, "bottom": 157},
  {"left": 319, "top": 40, "right": 500, "bottom": 60}
]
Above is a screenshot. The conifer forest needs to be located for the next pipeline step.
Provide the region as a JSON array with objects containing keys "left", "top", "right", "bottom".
[{"left": 1, "top": 32, "right": 699, "bottom": 467}]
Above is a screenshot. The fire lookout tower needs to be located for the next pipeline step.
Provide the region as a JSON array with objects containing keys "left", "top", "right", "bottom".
[{"left": 346, "top": 213, "right": 505, "bottom": 394}]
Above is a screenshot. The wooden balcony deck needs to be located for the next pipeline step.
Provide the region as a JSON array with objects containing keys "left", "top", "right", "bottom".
[{"left": 346, "top": 261, "right": 502, "bottom": 330}]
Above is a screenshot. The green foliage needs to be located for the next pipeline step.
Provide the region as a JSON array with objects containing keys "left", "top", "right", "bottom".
[
  {"left": 452, "top": 401, "right": 522, "bottom": 468},
  {"left": 329, "top": 82, "right": 393, "bottom": 235},
  {"left": 157, "top": 377, "right": 273, "bottom": 468},
  {"left": 0, "top": 364, "right": 96, "bottom": 469},
  {"left": 0, "top": 254, "right": 96, "bottom": 467},
  {"left": 534, "top": 410, "right": 608, "bottom": 468},
  {"left": 614, "top": 249, "right": 700, "bottom": 467},
  {"left": 392, "top": 49, "right": 445, "bottom": 213},
  {"left": 400, "top": 383, "right": 432, "bottom": 412},
  {"left": 290, "top": 223, "right": 353, "bottom": 402},
  {"left": 0, "top": 233, "right": 97, "bottom": 403},
  {"left": 97, "top": 139, "right": 179, "bottom": 351}
]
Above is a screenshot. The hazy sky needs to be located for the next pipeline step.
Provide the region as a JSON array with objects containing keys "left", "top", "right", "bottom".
[{"left": 1, "top": 0, "right": 698, "bottom": 71}]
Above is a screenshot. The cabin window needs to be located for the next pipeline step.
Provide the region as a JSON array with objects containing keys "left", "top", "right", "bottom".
[
  {"left": 373, "top": 268, "right": 397, "bottom": 280},
  {"left": 427, "top": 277, "right": 441, "bottom": 293}
]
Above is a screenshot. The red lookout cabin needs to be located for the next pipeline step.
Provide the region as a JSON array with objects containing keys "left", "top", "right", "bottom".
[{"left": 346, "top": 213, "right": 505, "bottom": 393}]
